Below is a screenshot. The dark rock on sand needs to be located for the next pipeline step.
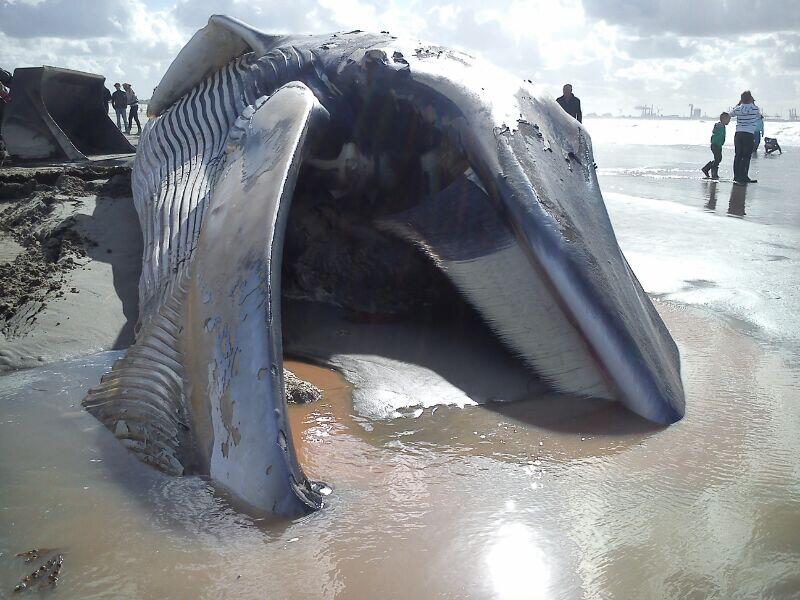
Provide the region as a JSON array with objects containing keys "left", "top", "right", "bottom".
[{"left": 284, "top": 368, "right": 323, "bottom": 404}]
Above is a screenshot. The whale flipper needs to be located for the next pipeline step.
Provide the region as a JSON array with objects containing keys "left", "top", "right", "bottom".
[{"left": 183, "top": 83, "right": 328, "bottom": 514}]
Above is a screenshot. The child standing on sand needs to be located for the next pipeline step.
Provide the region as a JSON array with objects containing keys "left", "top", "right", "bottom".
[{"left": 701, "top": 112, "right": 730, "bottom": 180}]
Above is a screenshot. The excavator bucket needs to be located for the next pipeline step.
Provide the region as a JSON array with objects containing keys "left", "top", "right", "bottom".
[{"left": 1, "top": 66, "right": 134, "bottom": 161}]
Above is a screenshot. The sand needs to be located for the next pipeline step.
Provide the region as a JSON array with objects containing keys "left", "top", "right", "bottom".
[{"left": 0, "top": 163, "right": 142, "bottom": 373}]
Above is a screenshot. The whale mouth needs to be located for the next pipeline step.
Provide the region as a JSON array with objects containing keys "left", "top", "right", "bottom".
[
  {"left": 282, "top": 95, "right": 474, "bottom": 330},
  {"left": 278, "top": 80, "right": 684, "bottom": 427},
  {"left": 281, "top": 125, "right": 536, "bottom": 401},
  {"left": 280, "top": 91, "right": 541, "bottom": 409}
]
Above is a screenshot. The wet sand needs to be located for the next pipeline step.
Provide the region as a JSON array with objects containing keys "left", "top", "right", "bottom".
[
  {"left": 1, "top": 299, "right": 798, "bottom": 599},
  {"left": 0, "top": 164, "right": 142, "bottom": 372}
]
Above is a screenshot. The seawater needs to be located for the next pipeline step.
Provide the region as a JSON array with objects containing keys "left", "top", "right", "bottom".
[{"left": 1, "top": 299, "right": 799, "bottom": 598}]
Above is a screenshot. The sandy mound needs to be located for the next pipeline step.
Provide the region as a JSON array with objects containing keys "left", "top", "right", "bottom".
[{"left": 0, "top": 164, "right": 142, "bottom": 372}]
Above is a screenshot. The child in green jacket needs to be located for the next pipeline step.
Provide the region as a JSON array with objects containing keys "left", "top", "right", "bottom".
[{"left": 702, "top": 112, "right": 731, "bottom": 180}]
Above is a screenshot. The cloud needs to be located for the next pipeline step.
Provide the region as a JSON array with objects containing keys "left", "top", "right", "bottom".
[
  {"left": 581, "top": 0, "right": 800, "bottom": 37},
  {"left": 621, "top": 35, "right": 697, "bottom": 59},
  {"left": 783, "top": 51, "right": 800, "bottom": 70},
  {"left": 0, "top": 0, "right": 131, "bottom": 39},
  {"left": 172, "top": 0, "right": 332, "bottom": 32}
]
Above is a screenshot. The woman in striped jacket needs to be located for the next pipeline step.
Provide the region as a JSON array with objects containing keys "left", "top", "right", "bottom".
[{"left": 729, "top": 90, "right": 761, "bottom": 184}]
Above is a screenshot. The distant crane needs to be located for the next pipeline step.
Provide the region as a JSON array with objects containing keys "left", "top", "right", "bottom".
[{"left": 635, "top": 104, "right": 655, "bottom": 117}]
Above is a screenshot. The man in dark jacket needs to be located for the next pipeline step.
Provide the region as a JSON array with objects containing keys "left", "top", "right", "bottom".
[
  {"left": 556, "top": 83, "right": 582, "bottom": 123},
  {"left": 111, "top": 83, "right": 128, "bottom": 131},
  {"left": 103, "top": 86, "right": 112, "bottom": 114}
]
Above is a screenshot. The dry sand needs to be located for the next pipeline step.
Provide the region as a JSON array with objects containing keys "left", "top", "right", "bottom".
[{"left": 0, "top": 162, "right": 142, "bottom": 372}]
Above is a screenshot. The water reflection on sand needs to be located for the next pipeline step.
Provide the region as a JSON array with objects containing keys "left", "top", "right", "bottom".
[
  {"left": 1, "top": 301, "right": 799, "bottom": 599},
  {"left": 704, "top": 180, "right": 748, "bottom": 217}
]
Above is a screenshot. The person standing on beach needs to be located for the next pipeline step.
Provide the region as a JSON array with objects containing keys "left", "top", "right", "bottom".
[
  {"left": 111, "top": 83, "right": 128, "bottom": 131},
  {"left": 556, "top": 84, "right": 582, "bottom": 123},
  {"left": 0, "top": 74, "right": 10, "bottom": 166},
  {"left": 0, "top": 79, "right": 10, "bottom": 125},
  {"left": 728, "top": 90, "right": 761, "bottom": 184},
  {"left": 0, "top": 68, "right": 11, "bottom": 135},
  {"left": 701, "top": 112, "right": 730, "bottom": 180},
  {"left": 123, "top": 83, "right": 141, "bottom": 135}
]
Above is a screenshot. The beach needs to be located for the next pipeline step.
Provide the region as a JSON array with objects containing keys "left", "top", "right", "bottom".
[{"left": 1, "top": 118, "right": 799, "bottom": 598}]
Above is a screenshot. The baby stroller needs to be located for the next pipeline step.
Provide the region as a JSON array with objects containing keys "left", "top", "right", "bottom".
[{"left": 764, "top": 137, "right": 782, "bottom": 155}]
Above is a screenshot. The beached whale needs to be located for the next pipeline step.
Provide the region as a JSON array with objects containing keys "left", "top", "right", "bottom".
[{"left": 82, "top": 15, "right": 685, "bottom": 516}]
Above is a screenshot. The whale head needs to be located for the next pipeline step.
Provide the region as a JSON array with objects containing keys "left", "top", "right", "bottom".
[{"left": 83, "top": 16, "right": 684, "bottom": 517}]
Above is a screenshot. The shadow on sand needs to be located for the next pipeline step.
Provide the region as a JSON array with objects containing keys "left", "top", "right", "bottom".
[
  {"left": 703, "top": 179, "right": 748, "bottom": 217},
  {"left": 70, "top": 181, "right": 142, "bottom": 348}
]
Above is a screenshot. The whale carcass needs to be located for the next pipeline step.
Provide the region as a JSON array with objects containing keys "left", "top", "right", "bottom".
[{"left": 82, "top": 15, "right": 685, "bottom": 516}]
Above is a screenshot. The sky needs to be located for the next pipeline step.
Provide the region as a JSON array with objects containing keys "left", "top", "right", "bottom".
[{"left": 1, "top": 0, "right": 799, "bottom": 117}]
